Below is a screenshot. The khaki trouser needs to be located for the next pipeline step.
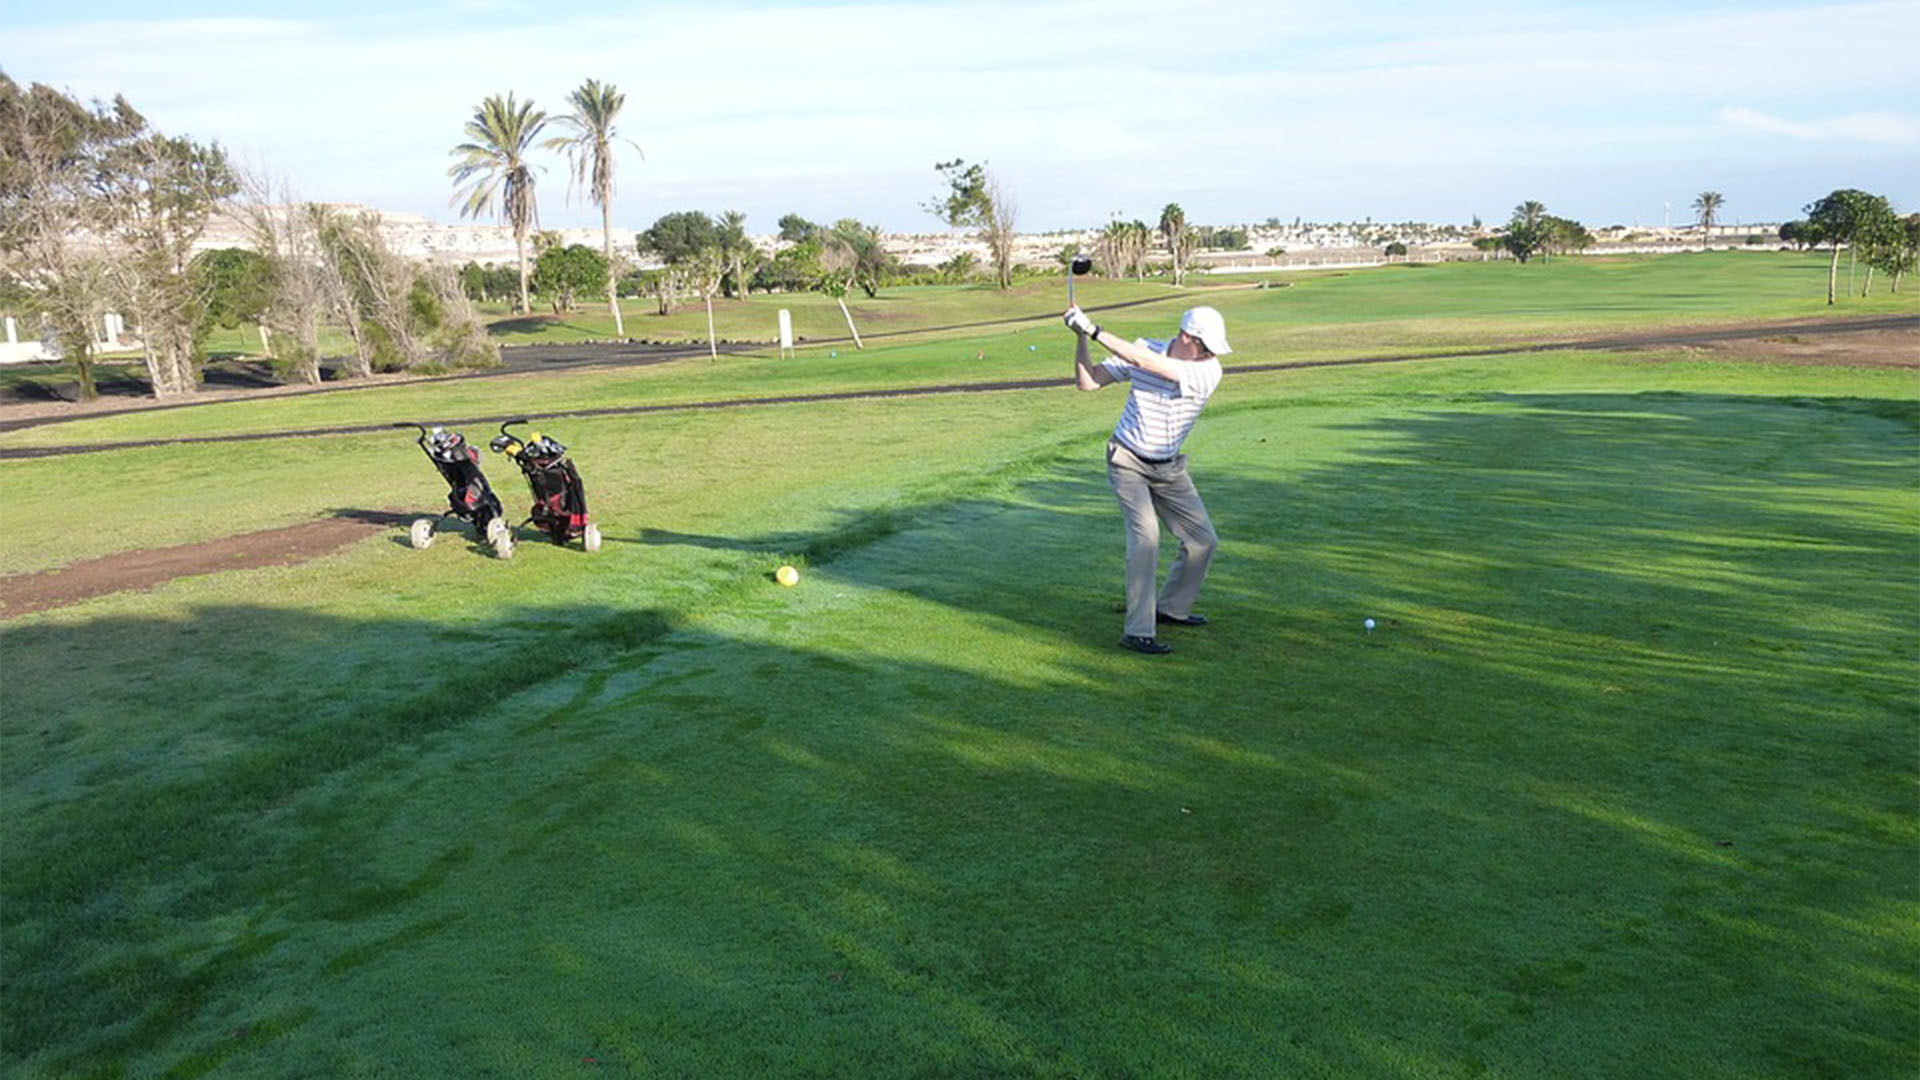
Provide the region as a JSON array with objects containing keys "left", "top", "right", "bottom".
[{"left": 1107, "top": 440, "right": 1217, "bottom": 639}]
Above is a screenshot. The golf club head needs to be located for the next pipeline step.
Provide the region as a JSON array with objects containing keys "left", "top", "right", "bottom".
[{"left": 1070, "top": 255, "right": 1093, "bottom": 276}]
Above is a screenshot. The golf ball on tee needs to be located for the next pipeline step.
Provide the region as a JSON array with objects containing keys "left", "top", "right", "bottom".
[
  {"left": 776, "top": 565, "right": 800, "bottom": 587},
  {"left": 1363, "top": 618, "right": 1376, "bottom": 631}
]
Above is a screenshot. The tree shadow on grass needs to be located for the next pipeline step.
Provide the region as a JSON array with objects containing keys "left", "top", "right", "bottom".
[
  {"left": 620, "top": 526, "right": 772, "bottom": 552},
  {"left": 3, "top": 390, "right": 1915, "bottom": 1079},
  {"left": 485, "top": 315, "right": 564, "bottom": 336},
  {"left": 326, "top": 508, "right": 414, "bottom": 528}
]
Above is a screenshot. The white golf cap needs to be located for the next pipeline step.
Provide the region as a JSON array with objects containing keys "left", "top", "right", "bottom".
[{"left": 1180, "top": 306, "right": 1232, "bottom": 356}]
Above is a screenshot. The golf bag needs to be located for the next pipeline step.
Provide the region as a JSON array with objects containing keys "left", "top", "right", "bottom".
[
  {"left": 490, "top": 419, "right": 601, "bottom": 551},
  {"left": 395, "top": 422, "right": 514, "bottom": 557}
]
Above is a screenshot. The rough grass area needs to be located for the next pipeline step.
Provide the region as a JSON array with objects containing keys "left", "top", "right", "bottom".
[{"left": 3, "top": 337, "right": 1916, "bottom": 1077}]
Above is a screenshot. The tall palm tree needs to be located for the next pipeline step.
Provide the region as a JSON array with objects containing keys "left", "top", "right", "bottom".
[
  {"left": 717, "top": 210, "right": 755, "bottom": 299},
  {"left": 1512, "top": 200, "right": 1546, "bottom": 230},
  {"left": 450, "top": 93, "right": 548, "bottom": 315},
  {"left": 1159, "top": 203, "right": 1189, "bottom": 286},
  {"left": 1693, "top": 191, "right": 1724, "bottom": 249},
  {"left": 542, "top": 79, "right": 639, "bottom": 335}
]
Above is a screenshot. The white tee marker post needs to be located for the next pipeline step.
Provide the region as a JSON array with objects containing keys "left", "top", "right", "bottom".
[{"left": 778, "top": 309, "right": 793, "bottom": 359}]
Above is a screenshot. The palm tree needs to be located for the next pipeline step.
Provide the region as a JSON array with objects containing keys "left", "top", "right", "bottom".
[
  {"left": 1159, "top": 203, "right": 1189, "bottom": 286},
  {"left": 1693, "top": 191, "right": 1724, "bottom": 249},
  {"left": 718, "top": 210, "right": 754, "bottom": 298},
  {"left": 450, "top": 93, "right": 548, "bottom": 315},
  {"left": 1505, "top": 200, "right": 1550, "bottom": 262},
  {"left": 542, "top": 79, "right": 639, "bottom": 335}
]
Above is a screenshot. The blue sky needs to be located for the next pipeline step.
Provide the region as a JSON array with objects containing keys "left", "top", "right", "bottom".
[{"left": 9, "top": 1, "right": 1917, "bottom": 234}]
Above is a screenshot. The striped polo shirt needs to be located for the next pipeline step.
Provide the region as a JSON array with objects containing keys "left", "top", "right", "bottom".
[{"left": 1103, "top": 339, "right": 1224, "bottom": 462}]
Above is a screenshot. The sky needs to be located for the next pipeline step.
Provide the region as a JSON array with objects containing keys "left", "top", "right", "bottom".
[{"left": 8, "top": 0, "right": 1918, "bottom": 235}]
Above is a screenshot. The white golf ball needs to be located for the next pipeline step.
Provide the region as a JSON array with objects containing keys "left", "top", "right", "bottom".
[{"left": 1364, "top": 618, "right": 1376, "bottom": 631}]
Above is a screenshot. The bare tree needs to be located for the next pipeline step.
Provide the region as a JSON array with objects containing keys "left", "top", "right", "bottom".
[
  {"left": 303, "top": 204, "right": 373, "bottom": 377},
  {"left": 983, "top": 174, "right": 1018, "bottom": 289},
  {"left": 235, "top": 174, "right": 330, "bottom": 383},
  {"left": 310, "top": 208, "right": 382, "bottom": 375},
  {"left": 313, "top": 208, "right": 495, "bottom": 372},
  {"left": 322, "top": 211, "right": 429, "bottom": 369},
  {"left": 416, "top": 261, "right": 497, "bottom": 369},
  {"left": 927, "top": 158, "right": 1018, "bottom": 289}
]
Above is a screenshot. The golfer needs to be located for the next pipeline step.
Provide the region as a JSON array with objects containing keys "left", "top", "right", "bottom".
[{"left": 1065, "top": 304, "right": 1229, "bottom": 655}]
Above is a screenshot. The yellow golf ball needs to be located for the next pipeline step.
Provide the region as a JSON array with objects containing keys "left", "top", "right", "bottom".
[{"left": 776, "top": 565, "right": 800, "bottom": 587}]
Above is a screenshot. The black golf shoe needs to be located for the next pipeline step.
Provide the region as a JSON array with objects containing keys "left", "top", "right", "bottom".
[
  {"left": 1119, "top": 635, "right": 1173, "bottom": 655},
  {"left": 1156, "top": 612, "right": 1209, "bottom": 627}
]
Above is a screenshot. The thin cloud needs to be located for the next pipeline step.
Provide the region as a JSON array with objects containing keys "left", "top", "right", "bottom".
[
  {"left": 8, "top": 2, "right": 1917, "bottom": 228},
  {"left": 1719, "top": 106, "right": 1919, "bottom": 145}
]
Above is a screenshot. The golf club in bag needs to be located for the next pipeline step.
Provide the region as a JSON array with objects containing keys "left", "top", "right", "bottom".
[
  {"left": 489, "top": 419, "right": 601, "bottom": 552},
  {"left": 395, "top": 422, "right": 514, "bottom": 558}
]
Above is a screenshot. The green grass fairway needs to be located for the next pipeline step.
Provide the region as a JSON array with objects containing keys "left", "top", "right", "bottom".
[
  {"left": 3, "top": 256, "right": 1917, "bottom": 1078},
  {"left": 4, "top": 252, "right": 1914, "bottom": 454},
  {"left": 473, "top": 250, "right": 1920, "bottom": 350}
]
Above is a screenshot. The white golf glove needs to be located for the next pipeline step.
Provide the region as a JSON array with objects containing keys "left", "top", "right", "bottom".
[{"left": 1063, "top": 307, "right": 1099, "bottom": 337}]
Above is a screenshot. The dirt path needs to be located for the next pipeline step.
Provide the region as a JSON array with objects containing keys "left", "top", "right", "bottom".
[
  {"left": 0, "top": 513, "right": 409, "bottom": 619},
  {"left": 1, "top": 315, "right": 1911, "bottom": 619}
]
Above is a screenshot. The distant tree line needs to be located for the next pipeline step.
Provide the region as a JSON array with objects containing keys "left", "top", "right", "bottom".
[
  {"left": 1777, "top": 189, "right": 1915, "bottom": 302},
  {"left": 1459, "top": 188, "right": 1915, "bottom": 302},
  {"left": 1470, "top": 201, "right": 1595, "bottom": 263}
]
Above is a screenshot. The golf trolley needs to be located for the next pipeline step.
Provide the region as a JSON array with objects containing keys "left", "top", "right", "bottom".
[
  {"left": 489, "top": 419, "right": 602, "bottom": 552},
  {"left": 396, "top": 422, "right": 515, "bottom": 558}
]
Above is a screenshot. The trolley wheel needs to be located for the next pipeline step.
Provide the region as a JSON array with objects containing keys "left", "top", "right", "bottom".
[
  {"left": 409, "top": 519, "right": 435, "bottom": 549},
  {"left": 493, "top": 531, "right": 514, "bottom": 559},
  {"left": 485, "top": 517, "right": 509, "bottom": 545},
  {"left": 583, "top": 523, "right": 602, "bottom": 553}
]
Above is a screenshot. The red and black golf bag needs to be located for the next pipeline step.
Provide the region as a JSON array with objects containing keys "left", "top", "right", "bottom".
[
  {"left": 396, "top": 422, "right": 513, "bottom": 556},
  {"left": 490, "top": 420, "right": 601, "bottom": 551}
]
